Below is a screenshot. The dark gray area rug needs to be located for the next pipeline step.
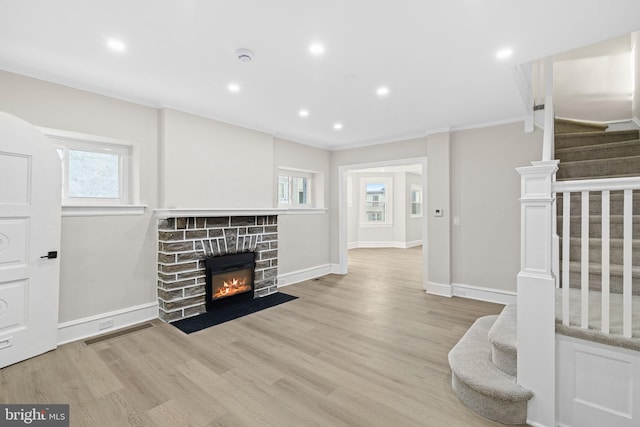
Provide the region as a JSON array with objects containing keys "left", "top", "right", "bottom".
[{"left": 171, "top": 292, "right": 298, "bottom": 334}]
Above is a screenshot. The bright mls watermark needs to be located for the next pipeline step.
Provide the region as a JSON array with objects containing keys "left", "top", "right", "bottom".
[{"left": 0, "top": 405, "right": 69, "bottom": 426}]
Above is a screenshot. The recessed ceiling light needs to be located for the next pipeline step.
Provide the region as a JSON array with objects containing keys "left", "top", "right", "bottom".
[
  {"left": 309, "top": 43, "right": 325, "bottom": 55},
  {"left": 333, "top": 122, "right": 343, "bottom": 130},
  {"left": 228, "top": 83, "right": 241, "bottom": 93},
  {"left": 299, "top": 109, "right": 309, "bottom": 117},
  {"left": 106, "top": 38, "right": 126, "bottom": 52},
  {"left": 376, "top": 86, "right": 389, "bottom": 97},
  {"left": 496, "top": 48, "right": 513, "bottom": 60}
]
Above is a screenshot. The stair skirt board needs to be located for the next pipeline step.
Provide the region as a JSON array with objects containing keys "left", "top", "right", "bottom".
[{"left": 448, "top": 315, "right": 532, "bottom": 425}]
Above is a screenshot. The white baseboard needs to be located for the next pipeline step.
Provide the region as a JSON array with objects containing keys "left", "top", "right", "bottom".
[
  {"left": 348, "top": 240, "right": 423, "bottom": 249},
  {"left": 426, "top": 281, "right": 452, "bottom": 297},
  {"left": 452, "top": 283, "right": 516, "bottom": 305},
  {"left": 527, "top": 421, "right": 552, "bottom": 427},
  {"left": 426, "top": 281, "right": 516, "bottom": 305},
  {"left": 278, "top": 264, "right": 333, "bottom": 287},
  {"left": 330, "top": 263, "right": 345, "bottom": 275},
  {"left": 57, "top": 301, "right": 158, "bottom": 345}
]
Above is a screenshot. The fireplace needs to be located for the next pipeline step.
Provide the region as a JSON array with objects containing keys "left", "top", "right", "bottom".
[
  {"left": 205, "top": 252, "right": 256, "bottom": 311},
  {"left": 157, "top": 215, "right": 278, "bottom": 322}
]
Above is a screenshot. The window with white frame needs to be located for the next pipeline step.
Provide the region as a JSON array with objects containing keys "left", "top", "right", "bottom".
[
  {"left": 411, "top": 185, "right": 423, "bottom": 217},
  {"left": 277, "top": 169, "right": 312, "bottom": 207},
  {"left": 361, "top": 177, "right": 392, "bottom": 225},
  {"left": 42, "top": 128, "right": 142, "bottom": 214}
]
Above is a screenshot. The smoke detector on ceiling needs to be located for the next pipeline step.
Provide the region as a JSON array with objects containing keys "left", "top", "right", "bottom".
[{"left": 236, "top": 48, "right": 253, "bottom": 62}]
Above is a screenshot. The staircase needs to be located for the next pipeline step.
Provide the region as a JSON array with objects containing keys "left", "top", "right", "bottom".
[
  {"left": 448, "top": 304, "right": 532, "bottom": 424},
  {"left": 556, "top": 125, "right": 640, "bottom": 295},
  {"left": 448, "top": 120, "right": 640, "bottom": 424}
]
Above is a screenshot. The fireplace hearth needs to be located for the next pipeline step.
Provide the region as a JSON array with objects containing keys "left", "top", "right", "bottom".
[{"left": 205, "top": 252, "right": 255, "bottom": 310}]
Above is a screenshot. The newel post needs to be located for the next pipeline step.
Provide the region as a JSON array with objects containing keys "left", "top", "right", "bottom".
[{"left": 516, "top": 160, "right": 558, "bottom": 427}]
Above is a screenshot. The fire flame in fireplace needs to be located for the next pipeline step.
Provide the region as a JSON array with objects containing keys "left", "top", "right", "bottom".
[{"left": 213, "top": 277, "right": 251, "bottom": 299}]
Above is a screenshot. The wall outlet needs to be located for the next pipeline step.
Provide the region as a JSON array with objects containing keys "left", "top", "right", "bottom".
[{"left": 98, "top": 319, "right": 114, "bottom": 330}]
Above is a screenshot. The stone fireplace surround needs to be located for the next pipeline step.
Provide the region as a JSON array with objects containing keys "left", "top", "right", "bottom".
[{"left": 156, "top": 213, "right": 279, "bottom": 322}]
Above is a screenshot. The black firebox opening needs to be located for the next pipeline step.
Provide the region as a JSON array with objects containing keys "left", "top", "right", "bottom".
[{"left": 205, "top": 252, "right": 256, "bottom": 311}]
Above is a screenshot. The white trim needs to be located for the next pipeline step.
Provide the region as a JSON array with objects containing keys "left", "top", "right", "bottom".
[
  {"left": 57, "top": 302, "right": 158, "bottom": 345},
  {"left": 330, "top": 263, "right": 345, "bottom": 274},
  {"left": 338, "top": 157, "right": 428, "bottom": 281},
  {"left": 62, "top": 204, "right": 147, "bottom": 217},
  {"left": 348, "top": 240, "right": 422, "bottom": 249},
  {"left": 39, "top": 126, "right": 142, "bottom": 207},
  {"left": 450, "top": 116, "right": 525, "bottom": 132},
  {"left": 452, "top": 282, "right": 516, "bottom": 305},
  {"left": 632, "top": 117, "right": 640, "bottom": 128},
  {"left": 526, "top": 421, "right": 551, "bottom": 427},
  {"left": 554, "top": 176, "right": 640, "bottom": 193},
  {"left": 331, "top": 130, "right": 429, "bottom": 151},
  {"left": 277, "top": 264, "right": 333, "bottom": 286},
  {"left": 426, "top": 281, "right": 452, "bottom": 297},
  {"left": 154, "top": 207, "right": 326, "bottom": 218}
]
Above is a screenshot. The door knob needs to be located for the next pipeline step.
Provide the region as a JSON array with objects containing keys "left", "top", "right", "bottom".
[{"left": 40, "top": 251, "right": 58, "bottom": 259}]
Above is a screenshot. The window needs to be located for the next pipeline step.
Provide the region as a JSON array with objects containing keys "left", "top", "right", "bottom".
[
  {"left": 277, "top": 170, "right": 311, "bottom": 207},
  {"left": 41, "top": 128, "right": 144, "bottom": 216},
  {"left": 361, "top": 177, "right": 392, "bottom": 225},
  {"left": 278, "top": 175, "right": 289, "bottom": 204},
  {"left": 411, "top": 185, "right": 423, "bottom": 217}
]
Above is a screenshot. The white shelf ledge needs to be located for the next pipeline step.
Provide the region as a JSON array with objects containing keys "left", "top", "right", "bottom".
[
  {"left": 154, "top": 207, "right": 327, "bottom": 218},
  {"left": 62, "top": 205, "right": 147, "bottom": 217}
]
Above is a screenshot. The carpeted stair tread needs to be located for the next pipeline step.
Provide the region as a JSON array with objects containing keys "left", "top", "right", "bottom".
[
  {"left": 556, "top": 155, "right": 640, "bottom": 180},
  {"left": 487, "top": 304, "right": 517, "bottom": 376},
  {"left": 448, "top": 315, "right": 533, "bottom": 401},
  {"left": 565, "top": 260, "right": 640, "bottom": 276},
  {"left": 554, "top": 118, "right": 609, "bottom": 134},
  {"left": 555, "top": 288, "right": 640, "bottom": 351},
  {"left": 555, "top": 129, "right": 640, "bottom": 150},
  {"left": 560, "top": 261, "right": 640, "bottom": 295},
  {"left": 555, "top": 139, "right": 640, "bottom": 163},
  {"left": 558, "top": 214, "right": 640, "bottom": 239}
]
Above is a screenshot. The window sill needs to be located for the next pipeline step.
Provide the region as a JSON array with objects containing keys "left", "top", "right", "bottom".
[{"left": 62, "top": 205, "right": 147, "bottom": 217}]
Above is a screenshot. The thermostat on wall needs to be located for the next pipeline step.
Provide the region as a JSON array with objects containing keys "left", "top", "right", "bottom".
[{"left": 434, "top": 208, "right": 443, "bottom": 217}]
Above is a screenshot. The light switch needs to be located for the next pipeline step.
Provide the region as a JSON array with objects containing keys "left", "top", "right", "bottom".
[
  {"left": 453, "top": 216, "right": 460, "bottom": 226},
  {"left": 434, "top": 208, "right": 443, "bottom": 217}
]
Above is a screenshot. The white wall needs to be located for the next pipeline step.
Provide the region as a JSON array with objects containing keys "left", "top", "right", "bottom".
[
  {"left": 426, "top": 132, "right": 451, "bottom": 289},
  {"left": 0, "top": 70, "right": 334, "bottom": 331},
  {"left": 0, "top": 70, "right": 159, "bottom": 323},
  {"left": 405, "top": 172, "right": 423, "bottom": 244},
  {"left": 273, "top": 137, "right": 331, "bottom": 274},
  {"left": 451, "top": 122, "right": 543, "bottom": 292},
  {"left": 160, "top": 108, "right": 274, "bottom": 208},
  {"left": 332, "top": 124, "right": 542, "bottom": 295}
]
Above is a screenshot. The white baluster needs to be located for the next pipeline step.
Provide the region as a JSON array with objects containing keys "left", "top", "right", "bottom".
[
  {"left": 581, "top": 191, "right": 589, "bottom": 329},
  {"left": 623, "top": 189, "right": 633, "bottom": 338},
  {"left": 562, "top": 191, "right": 570, "bottom": 326},
  {"left": 601, "top": 191, "right": 610, "bottom": 334}
]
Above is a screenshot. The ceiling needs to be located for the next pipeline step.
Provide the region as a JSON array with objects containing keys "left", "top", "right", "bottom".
[{"left": 1, "top": 1, "right": 639, "bottom": 150}]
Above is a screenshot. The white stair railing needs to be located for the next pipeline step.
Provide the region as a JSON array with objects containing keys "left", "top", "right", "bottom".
[{"left": 554, "top": 177, "right": 640, "bottom": 338}]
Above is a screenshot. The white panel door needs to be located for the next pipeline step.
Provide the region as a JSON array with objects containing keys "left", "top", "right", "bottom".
[{"left": 0, "top": 111, "right": 61, "bottom": 368}]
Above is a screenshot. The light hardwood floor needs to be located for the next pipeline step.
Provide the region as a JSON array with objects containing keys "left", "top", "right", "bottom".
[{"left": 1, "top": 247, "right": 508, "bottom": 426}]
